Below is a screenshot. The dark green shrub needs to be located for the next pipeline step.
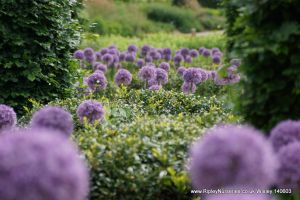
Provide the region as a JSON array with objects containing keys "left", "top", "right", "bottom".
[
  {"left": 197, "top": 0, "right": 221, "bottom": 8},
  {"left": 0, "top": 0, "right": 81, "bottom": 113},
  {"left": 224, "top": 0, "right": 300, "bottom": 131}
]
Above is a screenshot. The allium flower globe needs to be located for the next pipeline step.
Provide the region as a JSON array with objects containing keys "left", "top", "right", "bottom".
[
  {"left": 85, "top": 72, "right": 108, "bottom": 92},
  {"left": 155, "top": 68, "right": 168, "bottom": 85},
  {"left": 83, "top": 47, "right": 94, "bottom": 57},
  {"left": 198, "top": 47, "right": 205, "bottom": 54},
  {"left": 102, "top": 54, "right": 114, "bottom": 65},
  {"left": 159, "top": 62, "right": 170, "bottom": 72},
  {"left": 95, "top": 52, "right": 102, "bottom": 61},
  {"left": 74, "top": 50, "right": 84, "bottom": 60},
  {"left": 30, "top": 106, "right": 74, "bottom": 137},
  {"left": 162, "top": 48, "right": 172, "bottom": 55},
  {"left": 189, "top": 125, "right": 278, "bottom": 190},
  {"left": 77, "top": 100, "right": 105, "bottom": 124},
  {"left": 203, "top": 49, "right": 211, "bottom": 57},
  {"left": 177, "top": 67, "right": 186, "bottom": 77},
  {"left": 145, "top": 55, "right": 153, "bottom": 63},
  {"left": 277, "top": 143, "right": 300, "bottom": 192},
  {"left": 183, "top": 68, "right": 202, "bottom": 84},
  {"left": 211, "top": 47, "right": 221, "bottom": 55},
  {"left": 136, "top": 59, "right": 145, "bottom": 68},
  {"left": 119, "top": 53, "right": 126, "bottom": 61},
  {"left": 141, "top": 45, "right": 151, "bottom": 55},
  {"left": 114, "top": 69, "right": 132, "bottom": 86},
  {"left": 269, "top": 120, "right": 300, "bottom": 152},
  {"left": 100, "top": 48, "right": 108, "bottom": 55},
  {"left": 190, "top": 49, "right": 199, "bottom": 58},
  {"left": 180, "top": 48, "right": 189, "bottom": 57},
  {"left": 174, "top": 54, "right": 184, "bottom": 65},
  {"left": 94, "top": 63, "right": 107, "bottom": 73},
  {"left": 0, "top": 104, "right": 17, "bottom": 132},
  {"left": 127, "top": 44, "right": 138, "bottom": 53},
  {"left": 212, "top": 56, "right": 221, "bottom": 64},
  {"left": 184, "top": 55, "right": 192, "bottom": 63},
  {"left": 125, "top": 53, "right": 135, "bottom": 62},
  {"left": 0, "top": 129, "right": 89, "bottom": 200},
  {"left": 197, "top": 69, "right": 208, "bottom": 82},
  {"left": 138, "top": 65, "right": 156, "bottom": 81}
]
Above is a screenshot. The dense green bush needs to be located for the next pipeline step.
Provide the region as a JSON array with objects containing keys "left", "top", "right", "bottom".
[
  {"left": 0, "top": 0, "right": 81, "bottom": 113},
  {"left": 224, "top": 0, "right": 300, "bottom": 131},
  {"left": 22, "top": 89, "right": 239, "bottom": 200},
  {"left": 197, "top": 0, "right": 220, "bottom": 8}
]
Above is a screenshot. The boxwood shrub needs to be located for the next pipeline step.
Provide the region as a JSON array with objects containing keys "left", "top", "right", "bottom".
[{"left": 0, "top": 0, "right": 82, "bottom": 113}]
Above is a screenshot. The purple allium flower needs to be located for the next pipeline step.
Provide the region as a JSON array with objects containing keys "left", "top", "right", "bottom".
[
  {"left": 114, "top": 69, "right": 132, "bottom": 86},
  {"left": 205, "top": 193, "right": 272, "bottom": 200},
  {"left": 30, "top": 106, "right": 73, "bottom": 137},
  {"left": 159, "top": 62, "right": 170, "bottom": 72},
  {"left": 183, "top": 68, "right": 202, "bottom": 84},
  {"left": 213, "top": 51, "right": 223, "bottom": 57},
  {"left": 148, "top": 78, "right": 158, "bottom": 87},
  {"left": 277, "top": 143, "right": 300, "bottom": 192},
  {"left": 108, "top": 49, "right": 118, "bottom": 55},
  {"left": 74, "top": 50, "right": 84, "bottom": 60},
  {"left": 95, "top": 52, "right": 102, "bottom": 61},
  {"left": 180, "top": 48, "right": 190, "bottom": 57},
  {"left": 138, "top": 65, "right": 156, "bottom": 81},
  {"left": 230, "top": 59, "right": 242, "bottom": 67},
  {"left": 181, "top": 81, "right": 196, "bottom": 94},
  {"left": 108, "top": 44, "right": 117, "bottom": 49},
  {"left": 152, "top": 51, "right": 162, "bottom": 60},
  {"left": 100, "top": 48, "right": 109, "bottom": 55},
  {"left": 102, "top": 54, "right": 114, "bottom": 65},
  {"left": 227, "top": 65, "right": 237, "bottom": 75},
  {"left": 141, "top": 45, "right": 151, "bottom": 56},
  {"left": 136, "top": 59, "right": 145, "bottom": 68},
  {"left": 198, "top": 47, "right": 205, "bottom": 55},
  {"left": 125, "top": 53, "right": 135, "bottom": 62},
  {"left": 197, "top": 68, "right": 208, "bottom": 82},
  {"left": 127, "top": 44, "right": 138, "bottom": 53},
  {"left": 189, "top": 125, "right": 278, "bottom": 190},
  {"left": 145, "top": 55, "right": 153, "bottom": 63},
  {"left": 83, "top": 47, "right": 94, "bottom": 57},
  {"left": 269, "top": 120, "right": 300, "bottom": 152},
  {"left": 174, "top": 54, "right": 184, "bottom": 63},
  {"left": 202, "top": 49, "right": 211, "bottom": 57},
  {"left": 163, "top": 48, "right": 172, "bottom": 55},
  {"left": 85, "top": 72, "right": 107, "bottom": 92},
  {"left": 94, "top": 62, "right": 107, "bottom": 73},
  {"left": 212, "top": 56, "right": 221, "bottom": 64},
  {"left": 113, "top": 55, "right": 119, "bottom": 63},
  {"left": 211, "top": 47, "right": 221, "bottom": 55},
  {"left": 149, "top": 85, "right": 161, "bottom": 91},
  {"left": 189, "top": 49, "right": 199, "bottom": 58},
  {"left": 85, "top": 54, "right": 95, "bottom": 64},
  {"left": 184, "top": 55, "right": 192, "bottom": 63},
  {"left": 149, "top": 49, "right": 157, "bottom": 58},
  {"left": 0, "top": 129, "right": 89, "bottom": 200},
  {"left": 77, "top": 100, "right": 105, "bottom": 124},
  {"left": 119, "top": 52, "right": 126, "bottom": 61},
  {"left": 155, "top": 68, "right": 168, "bottom": 85},
  {"left": 0, "top": 104, "right": 17, "bottom": 132},
  {"left": 177, "top": 67, "right": 186, "bottom": 77},
  {"left": 164, "top": 54, "right": 172, "bottom": 61}
]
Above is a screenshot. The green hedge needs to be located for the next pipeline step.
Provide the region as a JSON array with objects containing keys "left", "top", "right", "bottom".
[
  {"left": 0, "top": 0, "right": 81, "bottom": 113},
  {"left": 224, "top": 0, "right": 300, "bottom": 131}
]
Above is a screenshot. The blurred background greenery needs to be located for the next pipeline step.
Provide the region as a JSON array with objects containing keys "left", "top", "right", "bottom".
[{"left": 81, "top": 0, "right": 224, "bottom": 37}]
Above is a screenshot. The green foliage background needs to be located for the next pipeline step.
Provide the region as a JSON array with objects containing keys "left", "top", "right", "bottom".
[{"left": 0, "top": 0, "right": 82, "bottom": 114}]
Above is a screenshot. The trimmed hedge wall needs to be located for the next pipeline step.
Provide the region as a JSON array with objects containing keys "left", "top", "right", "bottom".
[
  {"left": 224, "top": 0, "right": 300, "bottom": 131},
  {"left": 0, "top": 0, "right": 82, "bottom": 113}
]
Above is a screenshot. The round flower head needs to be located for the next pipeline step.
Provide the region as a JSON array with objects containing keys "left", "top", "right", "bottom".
[
  {"left": 269, "top": 120, "right": 300, "bottom": 152},
  {"left": 100, "top": 48, "right": 108, "bottom": 55},
  {"left": 119, "top": 52, "right": 126, "bottom": 61},
  {"left": 149, "top": 84, "right": 161, "bottom": 91},
  {"left": 183, "top": 68, "right": 202, "bottom": 84},
  {"left": 163, "top": 48, "right": 172, "bottom": 56},
  {"left": 177, "top": 66, "right": 186, "bottom": 77},
  {"left": 155, "top": 68, "right": 168, "bottom": 85},
  {"left": 113, "top": 55, "right": 119, "bottom": 63},
  {"left": 138, "top": 65, "right": 156, "bottom": 81},
  {"left": 159, "top": 62, "right": 170, "bottom": 72},
  {"left": 94, "top": 63, "right": 107, "bottom": 73},
  {"left": 205, "top": 193, "right": 272, "bottom": 200},
  {"left": 148, "top": 78, "right": 158, "bottom": 87},
  {"left": 174, "top": 54, "right": 184, "bottom": 63},
  {"left": 127, "top": 44, "right": 138, "bottom": 53},
  {"left": 108, "top": 44, "right": 117, "bottom": 49},
  {"left": 141, "top": 45, "right": 151, "bottom": 56},
  {"left": 125, "top": 53, "right": 135, "bottom": 62},
  {"left": 0, "top": 104, "right": 17, "bottom": 132},
  {"left": 74, "top": 50, "right": 84, "bottom": 60},
  {"left": 152, "top": 51, "right": 161, "bottom": 60},
  {"left": 108, "top": 49, "right": 118, "bottom": 55},
  {"left": 198, "top": 47, "right": 205, "bottom": 55},
  {"left": 184, "top": 55, "right": 192, "bottom": 63},
  {"left": 136, "top": 59, "right": 145, "bottom": 68},
  {"left": 77, "top": 100, "right": 105, "bottom": 124},
  {"left": 30, "top": 106, "right": 74, "bottom": 137},
  {"left": 197, "top": 68, "right": 208, "bottom": 82},
  {"left": 211, "top": 47, "right": 221, "bottom": 55},
  {"left": 164, "top": 54, "right": 172, "bottom": 61},
  {"left": 182, "top": 81, "right": 196, "bottom": 94},
  {"left": 202, "top": 49, "right": 211, "bottom": 57},
  {"left": 227, "top": 65, "right": 237, "bottom": 75},
  {"left": 189, "top": 49, "right": 199, "bottom": 58},
  {"left": 114, "top": 69, "right": 132, "bottom": 86},
  {"left": 149, "top": 49, "right": 157, "bottom": 58},
  {"left": 277, "top": 143, "right": 300, "bottom": 192},
  {"left": 212, "top": 56, "right": 221, "bottom": 64},
  {"left": 85, "top": 72, "right": 107, "bottom": 92},
  {"left": 0, "top": 129, "right": 89, "bottom": 200},
  {"left": 102, "top": 54, "right": 114, "bottom": 65},
  {"left": 230, "top": 59, "right": 241, "bottom": 67},
  {"left": 95, "top": 52, "right": 102, "bottom": 61},
  {"left": 189, "top": 125, "right": 278, "bottom": 190},
  {"left": 180, "top": 48, "right": 190, "bottom": 57},
  {"left": 145, "top": 55, "right": 153, "bottom": 63},
  {"left": 83, "top": 47, "right": 94, "bottom": 57},
  {"left": 85, "top": 54, "right": 95, "bottom": 64}
]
